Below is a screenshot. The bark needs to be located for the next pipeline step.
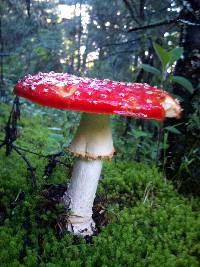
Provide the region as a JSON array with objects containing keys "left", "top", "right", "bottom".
[
  {"left": 76, "top": 1, "right": 83, "bottom": 73},
  {"left": 0, "top": 16, "right": 5, "bottom": 97},
  {"left": 165, "top": 0, "right": 200, "bottom": 185},
  {"left": 139, "top": 0, "right": 146, "bottom": 21},
  {"left": 81, "top": 38, "right": 89, "bottom": 73},
  {"left": 123, "top": 47, "right": 153, "bottom": 136}
]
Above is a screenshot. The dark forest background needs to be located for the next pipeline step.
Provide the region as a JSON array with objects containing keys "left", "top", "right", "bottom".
[
  {"left": 1, "top": 0, "right": 199, "bottom": 193},
  {"left": 0, "top": 1, "right": 200, "bottom": 266}
]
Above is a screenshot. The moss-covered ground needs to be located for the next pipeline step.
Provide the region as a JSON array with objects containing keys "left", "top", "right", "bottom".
[{"left": 0, "top": 103, "right": 200, "bottom": 267}]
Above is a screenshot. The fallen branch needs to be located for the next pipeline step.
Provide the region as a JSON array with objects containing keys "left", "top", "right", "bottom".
[
  {"left": 0, "top": 97, "right": 71, "bottom": 191},
  {"left": 0, "top": 96, "right": 20, "bottom": 155}
]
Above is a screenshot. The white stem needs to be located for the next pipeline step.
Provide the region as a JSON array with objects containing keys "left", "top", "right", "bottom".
[
  {"left": 63, "top": 113, "right": 114, "bottom": 236},
  {"left": 67, "top": 113, "right": 114, "bottom": 160},
  {"left": 63, "top": 159, "right": 102, "bottom": 236}
]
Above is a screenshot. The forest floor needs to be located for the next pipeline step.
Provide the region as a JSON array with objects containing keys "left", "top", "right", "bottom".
[{"left": 0, "top": 102, "right": 200, "bottom": 267}]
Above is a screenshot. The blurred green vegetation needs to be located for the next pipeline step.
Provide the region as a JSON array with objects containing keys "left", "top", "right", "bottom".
[
  {"left": 1, "top": 0, "right": 199, "bottom": 192},
  {"left": 0, "top": 0, "right": 200, "bottom": 265}
]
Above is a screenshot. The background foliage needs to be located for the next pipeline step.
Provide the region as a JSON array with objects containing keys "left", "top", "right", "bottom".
[{"left": 0, "top": 0, "right": 200, "bottom": 266}]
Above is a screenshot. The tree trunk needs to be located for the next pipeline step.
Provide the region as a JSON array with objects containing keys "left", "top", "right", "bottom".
[
  {"left": 76, "top": 1, "right": 82, "bottom": 73},
  {"left": 165, "top": 0, "right": 200, "bottom": 193}
]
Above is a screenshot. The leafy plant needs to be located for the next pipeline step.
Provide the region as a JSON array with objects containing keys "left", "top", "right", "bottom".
[{"left": 141, "top": 42, "right": 193, "bottom": 92}]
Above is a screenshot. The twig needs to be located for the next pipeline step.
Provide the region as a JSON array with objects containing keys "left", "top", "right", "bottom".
[
  {"left": 128, "top": 18, "right": 178, "bottom": 32},
  {"left": 43, "top": 153, "right": 67, "bottom": 182},
  {"left": 0, "top": 139, "right": 70, "bottom": 168},
  {"left": 0, "top": 96, "right": 20, "bottom": 155},
  {"left": 12, "top": 144, "right": 37, "bottom": 190},
  {"left": 123, "top": 0, "right": 141, "bottom": 25},
  {"left": 0, "top": 97, "right": 72, "bottom": 192}
]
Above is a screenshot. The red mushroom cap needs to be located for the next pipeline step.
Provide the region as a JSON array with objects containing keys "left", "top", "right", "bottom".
[{"left": 14, "top": 72, "right": 181, "bottom": 121}]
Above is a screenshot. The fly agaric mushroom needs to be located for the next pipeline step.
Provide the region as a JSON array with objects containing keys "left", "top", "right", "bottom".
[{"left": 14, "top": 72, "right": 181, "bottom": 236}]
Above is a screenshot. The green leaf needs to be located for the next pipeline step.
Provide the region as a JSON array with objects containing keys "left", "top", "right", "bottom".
[
  {"left": 129, "top": 129, "right": 151, "bottom": 139},
  {"left": 141, "top": 64, "right": 161, "bottom": 77},
  {"left": 169, "top": 47, "right": 183, "bottom": 65},
  {"left": 171, "top": 76, "right": 193, "bottom": 93},
  {"left": 164, "top": 126, "right": 181, "bottom": 134},
  {"left": 33, "top": 47, "right": 49, "bottom": 60},
  {"left": 153, "top": 42, "right": 171, "bottom": 70}
]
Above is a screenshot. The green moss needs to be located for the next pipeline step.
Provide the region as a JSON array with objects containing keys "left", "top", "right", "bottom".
[
  {"left": 1, "top": 154, "right": 200, "bottom": 266},
  {"left": 0, "top": 104, "right": 200, "bottom": 266}
]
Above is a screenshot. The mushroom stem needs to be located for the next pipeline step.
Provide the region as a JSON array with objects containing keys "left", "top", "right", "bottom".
[
  {"left": 64, "top": 159, "right": 102, "bottom": 236},
  {"left": 66, "top": 113, "right": 115, "bottom": 160},
  {"left": 63, "top": 113, "right": 114, "bottom": 236}
]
